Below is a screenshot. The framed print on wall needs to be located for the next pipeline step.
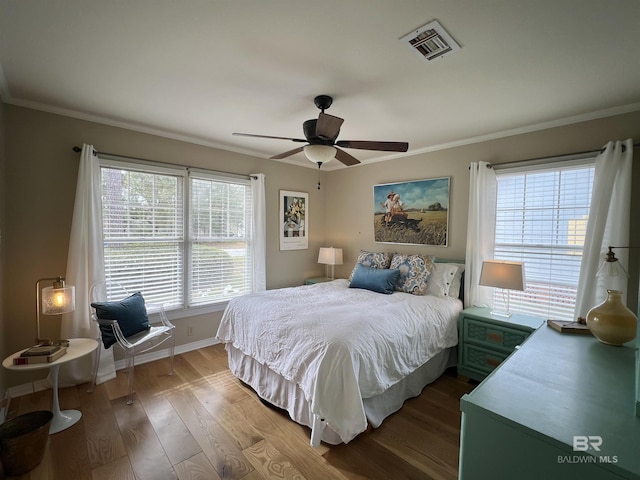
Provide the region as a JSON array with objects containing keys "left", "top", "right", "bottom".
[
  {"left": 373, "top": 177, "right": 450, "bottom": 246},
  {"left": 280, "top": 190, "right": 308, "bottom": 250}
]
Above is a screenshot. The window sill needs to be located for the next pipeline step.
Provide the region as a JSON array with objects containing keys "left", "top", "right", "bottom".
[{"left": 163, "top": 301, "right": 230, "bottom": 321}]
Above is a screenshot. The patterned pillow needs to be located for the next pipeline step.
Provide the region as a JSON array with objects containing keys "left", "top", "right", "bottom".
[
  {"left": 390, "top": 254, "right": 434, "bottom": 295},
  {"left": 348, "top": 250, "right": 394, "bottom": 281}
]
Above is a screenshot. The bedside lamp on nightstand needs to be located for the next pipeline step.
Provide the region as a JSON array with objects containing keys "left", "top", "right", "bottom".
[
  {"left": 479, "top": 260, "right": 525, "bottom": 317},
  {"left": 318, "top": 247, "right": 343, "bottom": 280}
]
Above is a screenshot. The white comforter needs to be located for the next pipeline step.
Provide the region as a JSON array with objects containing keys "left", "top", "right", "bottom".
[{"left": 216, "top": 279, "right": 461, "bottom": 443}]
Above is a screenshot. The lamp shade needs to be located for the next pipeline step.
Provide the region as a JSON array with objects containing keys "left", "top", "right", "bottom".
[
  {"left": 318, "top": 247, "right": 343, "bottom": 266},
  {"left": 304, "top": 145, "right": 336, "bottom": 164},
  {"left": 36, "top": 276, "right": 76, "bottom": 344},
  {"left": 41, "top": 285, "right": 75, "bottom": 315},
  {"left": 479, "top": 260, "right": 525, "bottom": 291},
  {"left": 596, "top": 246, "right": 630, "bottom": 279},
  {"left": 596, "top": 259, "right": 629, "bottom": 278}
]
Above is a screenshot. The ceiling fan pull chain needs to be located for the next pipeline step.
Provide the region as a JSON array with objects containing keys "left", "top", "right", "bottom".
[{"left": 317, "top": 162, "right": 322, "bottom": 190}]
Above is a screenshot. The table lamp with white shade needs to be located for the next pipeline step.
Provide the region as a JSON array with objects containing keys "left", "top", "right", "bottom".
[
  {"left": 318, "top": 247, "right": 343, "bottom": 280},
  {"left": 479, "top": 260, "right": 525, "bottom": 317}
]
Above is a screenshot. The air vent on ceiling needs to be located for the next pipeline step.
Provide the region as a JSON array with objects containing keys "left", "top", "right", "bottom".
[{"left": 401, "top": 20, "right": 460, "bottom": 61}]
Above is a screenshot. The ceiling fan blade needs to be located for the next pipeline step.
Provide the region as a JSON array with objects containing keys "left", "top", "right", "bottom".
[
  {"left": 233, "top": 132, "right": 307, "bottom": 143},
  {"left": 269, "top": 146, "right": 305, "bottom": 159},
  {"left": 316, "top": 113, "right": 344, "bottom": 141},
  {"left": 334, "top": 148, "right": 361, "bottom": 166},
  {"left": 336, "top": 140, "right": 409, "bottom": 152}
]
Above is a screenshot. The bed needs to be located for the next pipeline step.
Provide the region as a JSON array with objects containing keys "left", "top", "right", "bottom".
[{"left": 216, "top": 253, "right": 464, "bottom": 446}]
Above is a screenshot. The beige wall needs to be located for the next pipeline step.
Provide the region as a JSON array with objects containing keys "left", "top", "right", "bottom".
[
  {"left": 324, "top": 111, "right": 640, "bottom": 308},
  {"left": 2, "top": 103, "right": 640, "bottom": 388},
  {"left": 2, "top": 104, "right": 327, "bottom": 386}
]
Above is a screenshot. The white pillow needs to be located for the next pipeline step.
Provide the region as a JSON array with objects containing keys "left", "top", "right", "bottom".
[
  {"left": 448, "top": 263, "right": 465, "bottom": 299},
  {"left": 426, "top": 263, "right": 465, "bottom": 298}
]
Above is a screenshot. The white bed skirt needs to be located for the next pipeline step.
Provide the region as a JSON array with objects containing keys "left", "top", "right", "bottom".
[{"left": 226, "top": 344, "right": 456, "bottom": 445}]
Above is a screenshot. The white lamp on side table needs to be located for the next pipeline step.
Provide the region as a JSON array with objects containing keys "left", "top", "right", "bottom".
[
  {"left": 318, "top": 247, "right": 343, "bottom": 280},
  {"left": 1, "top": 275, "right": 97, "bottom": 434},
  {"left": 479, "top": 260, "right": 526, "bottom": 317}
]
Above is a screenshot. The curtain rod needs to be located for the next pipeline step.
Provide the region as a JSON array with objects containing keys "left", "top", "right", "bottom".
[
  {"left": 72, "top": 146, "right": 258, "bottom": 180},
  {"left": 471, "top": 142, "right": 640, "bottom": 170}
]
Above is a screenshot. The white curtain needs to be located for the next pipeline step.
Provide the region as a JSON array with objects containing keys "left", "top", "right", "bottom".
[
  {"left": 59, "top": 144, "right": 116, "bottom": 387},
  {"left": 574, "top": 139, "right": 633, "bottom": 318},
  {"left": 465, "top": 161, "right": 497, "bottom": 308},
  {"left": 251, "top": 173, "right": 267, "bottom": 292}
]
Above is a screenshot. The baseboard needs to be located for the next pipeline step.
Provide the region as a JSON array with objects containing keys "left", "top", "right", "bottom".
[
  {"left": 6, "top": 337, "right": 221, "bottom": 400},
  {"left": 112, "top": 336, "right": 220, "bottom": 370}
]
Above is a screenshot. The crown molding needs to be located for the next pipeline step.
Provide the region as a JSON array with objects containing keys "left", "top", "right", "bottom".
[{"left": 3, "top": 72, "right": 639, "bottom": 172}]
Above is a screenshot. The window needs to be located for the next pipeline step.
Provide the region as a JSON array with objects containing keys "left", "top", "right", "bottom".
[
  {"left": 189, "top": 173, "right": 253, "bottom": 307},
  {"left": 492, "top": 158, "right": 595, "bottom": 321},
  {"left": 100, "top": 159, "right": 254, "bottom": 314}
]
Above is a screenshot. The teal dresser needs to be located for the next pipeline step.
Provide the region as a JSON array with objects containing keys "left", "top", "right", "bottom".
[
  {"left": 458, "top": 307, "right": 544, "bottom": 381},
  {"left": 459, "top": 325, "right": 640, "bottom": 479}
]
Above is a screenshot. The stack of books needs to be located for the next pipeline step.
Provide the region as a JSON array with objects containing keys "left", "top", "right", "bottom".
[
  {"left": 13, "top": 344, "right": 67, "bottom": 365},
  {"left": 546, "top": 319, "right": 592, "bottom": 335}
]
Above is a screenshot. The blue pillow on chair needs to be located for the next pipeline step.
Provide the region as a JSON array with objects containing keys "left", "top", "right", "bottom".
[
  {"left": 91, "top": 292, "right": 151, "bottom": 348},
  {"left": 349, "top": 263, "right": 400, "bottom": 294}
]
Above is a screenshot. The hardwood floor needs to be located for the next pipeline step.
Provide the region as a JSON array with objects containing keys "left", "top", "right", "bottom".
[{"left": 4, "top": 345, "right": 475, "bottom": 480}]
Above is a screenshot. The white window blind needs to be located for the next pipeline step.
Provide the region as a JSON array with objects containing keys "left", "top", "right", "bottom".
[
  {"left": 100, "top": 161, "right": 253, "bottom": 311},
  {"left": 101, "top": 166, "right": 184, "bottom": 308},
  {"left": 189, "top": 174, "right": 253, "bottom": 306},
  {"left": 493, "top": 161, "right": 595, "bottom": 321}
]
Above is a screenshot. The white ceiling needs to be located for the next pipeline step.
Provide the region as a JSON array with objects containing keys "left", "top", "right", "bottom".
[{"left": 1, "top": 1, "right": 640, "bottom": 170}]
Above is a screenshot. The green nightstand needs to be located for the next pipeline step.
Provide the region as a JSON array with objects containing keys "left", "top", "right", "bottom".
[
  {"left": 304, "top": 276, "right": 332, "bottom": 285},
  {"left": 458, "top": 306, "right": 544, "bottom": 382}
]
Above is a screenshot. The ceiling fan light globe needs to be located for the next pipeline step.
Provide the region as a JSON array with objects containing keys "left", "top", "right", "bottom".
[{"left": 304, "top": 145, "right": 336, "bottom": 164}]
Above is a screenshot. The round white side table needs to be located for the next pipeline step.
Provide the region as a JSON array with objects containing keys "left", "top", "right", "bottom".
[{"left": 2, "top": 338, "right": 98, "bottom": 434}]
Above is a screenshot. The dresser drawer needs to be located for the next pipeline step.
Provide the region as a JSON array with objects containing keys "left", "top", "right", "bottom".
[
  {"left": 464, "top": 318, "right": 531, "bottom": 352},
  {"left": 462, "top": 343, "right": 510, "bottom": 376}
]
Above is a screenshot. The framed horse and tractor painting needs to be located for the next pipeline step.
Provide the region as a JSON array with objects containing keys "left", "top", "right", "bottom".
[{"left": 373, "top": 177, "right": 450, "bottom": 246}]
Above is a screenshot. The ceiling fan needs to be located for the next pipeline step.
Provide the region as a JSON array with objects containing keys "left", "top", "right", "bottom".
[{"left": 233, "top": 95, "right": 409, "bottom": 168}]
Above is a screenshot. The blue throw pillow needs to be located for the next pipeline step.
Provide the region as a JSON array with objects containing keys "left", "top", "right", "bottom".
[
  {"left": 349, "top": 263, "right": 400, "bottom": 294},
  {"left": 91, "top": 292, "right": 151, "bottom": 349}
]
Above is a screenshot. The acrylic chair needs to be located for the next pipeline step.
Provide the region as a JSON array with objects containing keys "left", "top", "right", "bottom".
[{"left": 87, "top": 281, "right": 175, "bottom": 405}]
